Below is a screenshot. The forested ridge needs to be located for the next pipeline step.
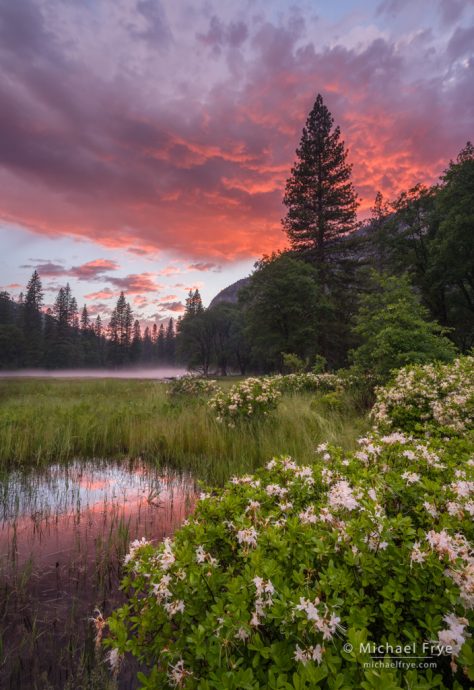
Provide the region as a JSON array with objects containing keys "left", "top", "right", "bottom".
[{"left": 1, "top": 95, "right": 472, "bottom": 377}]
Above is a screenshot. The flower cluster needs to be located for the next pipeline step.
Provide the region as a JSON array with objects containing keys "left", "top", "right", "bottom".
[
  {"left": 168, "top": 375, "right": 218, "bottom": 397},
  {"left": 372, "top": 355, "right": 474, "bottom": 434},
  {"left": 208, "top": 377, "right": 281, "bottom": 425},
  {"left": 105, "top": 357, "right": 474, "bottom": 688}
]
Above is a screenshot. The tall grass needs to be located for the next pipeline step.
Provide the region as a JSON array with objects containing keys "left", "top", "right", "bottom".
[{"left": 0, "top": 378, "right": 368, "bottom": 482}]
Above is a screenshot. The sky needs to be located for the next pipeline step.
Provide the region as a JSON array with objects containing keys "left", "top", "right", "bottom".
[{"left": 1, "top": 0, "right": 473, "bottom": 323}]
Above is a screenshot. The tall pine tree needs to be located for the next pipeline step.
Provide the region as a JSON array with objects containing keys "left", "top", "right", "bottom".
[
  {"left": 23, "top": 270, "right": 44, "bottom": 366},
  {"left": 283, "top": 94, "right": 359, "bottom": 266}
]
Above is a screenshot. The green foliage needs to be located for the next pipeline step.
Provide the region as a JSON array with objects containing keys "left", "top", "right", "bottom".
[
  {"left": 428, "top": 142, "right": 474, "bottom": 347},
  {"left": 281, "top": 353, "right": 306, "bottom": 374},
  {"left": 240, "top": 254, "right": 330, "bottom": 370},
  {"left": 311, "top": 355, "right": 327, "bottom": 374},
  {"left": 105, "top": 358, "right": 474, "bottom": 688},
  {"left": 364, "top": 143, "right": 474, "bottom": 352},
  {"left": 350, "top": 272, "right": 457, "bottom": 383}
]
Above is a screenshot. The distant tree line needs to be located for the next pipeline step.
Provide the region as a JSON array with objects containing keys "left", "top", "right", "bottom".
[
  {"left": 176, "top": 96, "right": 473, "bottom": 380},
  {"left": 0, "top": 278, "right": 177, "bottom": 369}
]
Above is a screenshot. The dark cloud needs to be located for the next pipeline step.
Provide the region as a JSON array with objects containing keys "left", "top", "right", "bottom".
[
  {"left": 130, "top": 0, "right": 172, "bottom": 46},
  {"left": 106, "top": 273, "right": 163, "bottom": 293},
  {"left": 439, "top": 0, "right": 470, "bottom": 25},
  {"left": 20, "top": 259, "right": 118, "bottom": 280},
  {"left": 156, "top": 301, "right": 184, "bottom": 312},
  {"left": 188, "top": 262, "right": 221, "bottom": 272},
  {"left": 447, "top": 25, "right": 474, "bottom": 59},
  {"left": 197, "top": 16, "right": 248, "bottom": 51}
]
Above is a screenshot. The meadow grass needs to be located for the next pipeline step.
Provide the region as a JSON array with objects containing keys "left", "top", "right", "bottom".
[{"left": 0, "top": 378, "right": 368, "bottom": 482}]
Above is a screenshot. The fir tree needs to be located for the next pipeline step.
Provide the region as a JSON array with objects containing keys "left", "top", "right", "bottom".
[
  {"left": 130, "top": 319, "right": 142, "bottom": 363},
  {"left": 23, "top": 270, "right": 44, "bottom": 366},
  {"left": 95, "top": 315, "right": 103, "bottom": 338},
  {"left": 80, "top": 305, "right": 90, "bottom": 331},
  {"left": 142, "top": 326, "right": 153, "bottom": 362},
  {"left": 157, "top": 323, "right": 166, "bottom": 361},
  {"left": 165, "top": 318, "right": 175, "bottom": 362},
  {"left": 283, "top": 94, "right": 359, "bottom": 265},
  {"left": 184, "top": 290, "right": 204, "bottom": 317}
]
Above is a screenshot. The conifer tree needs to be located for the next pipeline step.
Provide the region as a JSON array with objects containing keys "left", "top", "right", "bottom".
[
  {"left": 130, "top": 319, "right": 142, "bottom": 362},
  {"left": 165, "top": 318, "right": 175, "bottom": 362},
  {"left": 283, "top": 94, "right": 359, "bottom": 265},
  {"left": 184, "top": 290, "right": 204, "bottom": 317},
  {"left": 80, "top": 305, "right": 90, "bottom": 331},
  {"left": 95, "top": 315, "right": 103, "bottom": 338},
  {"left": 23, "top": 270, "right": 44, "bottom": 366},
  {"left": 157, "top": 323, "right": 166, "bottom": 361},
  {"left": 142, "top": 326, "right": 153, "bottom": 362}
]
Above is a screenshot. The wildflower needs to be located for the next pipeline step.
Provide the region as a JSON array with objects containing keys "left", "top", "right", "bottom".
[
  {"left": 123, "top": 536, "right": 151, "bottom": 565},
  {"left": 89, "top": 608, "right": 106, "bottom": 650},
  {"left": 299, "top": 506, "right": 318, "bottom": 524},
  {"left": 294, "top": 644, "right": 324, "bottom": 664},
  {"left": 106, "top": 648, "right": 123, "bottom": 675},
  {"left": 157, "top": 537, "right": 176, "bottom": 571},
  {"left": 265, "top": 484, "right": 289, "bottom": 497},
  {"left": 410, "top": 542, "right": 426, "bottom": 564},
  {"left": 153, "top": 574, "right": 173, "bottom": 601},
  {"left": 423, "top": 501, "right": 438, "bottom": 518},
  {"left": 235, "top": 627, "right": 249, "bottom": 641},
  {"left": 168, "top": 659, "right": 193, "bottom": 687},
  {"left": 164, "top": 599, "right": 185, "bottom": 618},
  {"left": 401, "top": 471, "right": 420, "bottom": 485},
  {"left": 328, "top": 480, "right": 359, "bottom": 511},
  {"left": 435, "top": 613, "right": 470, "bottom": 656},
  {"left": 237, "top": 527, "right": 258, "bottom": 548}
]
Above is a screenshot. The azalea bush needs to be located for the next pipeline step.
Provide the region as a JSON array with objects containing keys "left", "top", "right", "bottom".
[
  {"left": 270, "top": 372, "right": 344, "bottom": 394},
  {"left": 372, "top": 355, "right": 474, "bottom": 435},
  {"left": 208, "top": 378, "right": 281, "bottom": 426},
  {"left": 104, "top": 357, "right": 474, "bottom": 688},
  {"left": 168, "top": 376, "right": 219, "bottom": 397}
]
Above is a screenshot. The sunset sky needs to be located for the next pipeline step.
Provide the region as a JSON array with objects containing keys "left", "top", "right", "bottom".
[{"left": 1, "top": 0, "right": 473, "bottom": 322}]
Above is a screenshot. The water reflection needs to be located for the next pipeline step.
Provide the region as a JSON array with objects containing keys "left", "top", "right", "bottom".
[{"left": 0, "top": 459, "right": 196, "bottom": 689}]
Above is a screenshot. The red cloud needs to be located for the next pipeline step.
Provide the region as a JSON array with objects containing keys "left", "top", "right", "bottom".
[
  {"left": 84, "top": 288, "right": 115, "bottom": 300},
  {"left": 0, "top": 3, "right": 472, "bottom": 262}
]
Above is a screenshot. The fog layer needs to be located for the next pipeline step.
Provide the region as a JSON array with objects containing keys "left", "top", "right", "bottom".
[{"left": 0, "top": 367, "right": 188, "bottom": 379}]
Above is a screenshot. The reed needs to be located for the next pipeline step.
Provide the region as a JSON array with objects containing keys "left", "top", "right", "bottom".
[{"left": 0, "top": 378, "right": 368, "bottom": 482}]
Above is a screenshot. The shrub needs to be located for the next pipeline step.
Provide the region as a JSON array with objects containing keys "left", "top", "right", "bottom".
[
  {"left": 106, "top": 433, "right": 474, "bottom": 689},
  {"left": 270, "top": 372, "right": 344, "bottom": 394},
  {"left": 312, "top": 391, "right": 345, "bottom": 413},
  {"left": 350, "top": 272, "right": 457, "bottom": 384},
  {"left": 168, "top": 376, "right": 219, "bottom": 397},
  {"left": 281, "top": 353, "right": 306, "bottom": 374},
  {"left": 208, "top": 378, "right": 280, "bottom": 426},
  {"left": 372, "top": 356, "right": 474, "bottom": 435},
  {"left": 105, "top": 358, "right": 474, "bottom": 688}
]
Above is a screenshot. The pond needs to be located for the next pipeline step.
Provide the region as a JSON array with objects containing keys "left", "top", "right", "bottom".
[{"left": 0, "top": 459, "right": 196, "bottom": 689}]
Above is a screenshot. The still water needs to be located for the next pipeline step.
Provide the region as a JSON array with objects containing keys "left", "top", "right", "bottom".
[{"left": 0, "top": 460, "right": 196, "bottom": 689}]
